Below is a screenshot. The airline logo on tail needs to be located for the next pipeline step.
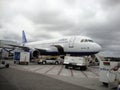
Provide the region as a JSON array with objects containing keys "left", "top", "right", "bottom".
[{"left": 22, "top": 30, "right": 27, "bottom": 45}]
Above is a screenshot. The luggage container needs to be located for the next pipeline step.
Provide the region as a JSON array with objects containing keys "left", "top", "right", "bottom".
[{"left": 14, "top": 52, "right": 30, "bottom": 65}]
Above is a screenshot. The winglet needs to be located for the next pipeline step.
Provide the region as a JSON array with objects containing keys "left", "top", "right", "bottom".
[{"left": 22, "top": 30, "right": 27, "bottom": 45}]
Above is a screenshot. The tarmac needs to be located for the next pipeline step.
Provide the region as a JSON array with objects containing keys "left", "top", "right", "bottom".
[
  {"left": 0, "top": 73, "right": 17, "bottom": 90},
  {"left": 0, "top": 68, "right": 93, "bottom": 90},
  {"left": 0, "top": 60, "right": 110, "bottom": 90}
]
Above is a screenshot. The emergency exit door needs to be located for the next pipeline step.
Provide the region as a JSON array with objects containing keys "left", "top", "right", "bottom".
[{"left": 69, "top": 36, "right": 76, "bottom": 48}]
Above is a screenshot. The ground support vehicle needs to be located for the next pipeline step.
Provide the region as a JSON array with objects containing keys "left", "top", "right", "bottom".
[
  {"left": 63, "top": 56, "right": 89, "bottom": 71},
  {"left": 37, "top": 55, "right": 63, "bottom": 65},
  {"left": 0, "top": 60, "right": 9, "bottom": 68},
  {"left": 14, "top": 52, "right": 30, "bottom": 65},
  {"left": 99, "top": 58, "right": 120, "bottom": 89},
  {"left": 38, "top": 59, "right": 60, "bottom": 65}
]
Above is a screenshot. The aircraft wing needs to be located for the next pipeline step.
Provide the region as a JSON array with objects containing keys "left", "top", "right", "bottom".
[
  {"left": 5, "top": 44, "right": 30, "bottom": 51},
  {"left": 6, "top": 44, "right": 65, "bottom": 54},
  {"left": 5, "top": 44, "right": 52, "bottom": 52}
]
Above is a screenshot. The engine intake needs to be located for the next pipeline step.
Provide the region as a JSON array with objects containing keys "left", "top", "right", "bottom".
[{"left": 33, "top": 50, "right": 40, "bottom": 58}]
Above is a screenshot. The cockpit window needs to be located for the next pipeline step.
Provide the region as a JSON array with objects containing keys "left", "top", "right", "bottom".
[
  {"left": 85, "top": 39, "right": 88, "bottom": 42},
  {"left": 88, "top": 40, "right": 93, "bottom": 42},
  {"left": 81, "top": 39, "right": 84, "bottom": 42},
  {"left": 81, "top": 39, "right": 94, "bottom": 42}
]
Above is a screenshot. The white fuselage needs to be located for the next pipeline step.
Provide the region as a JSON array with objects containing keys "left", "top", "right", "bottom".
[{"left": 24, "top": 36, "right": 101, "bottom": 56}]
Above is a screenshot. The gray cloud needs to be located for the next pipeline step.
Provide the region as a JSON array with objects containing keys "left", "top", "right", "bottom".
[
  {"left": 101, "top": 0, "right": 120, "bottom": 7},
  {"left": 0, "top": 0, "right": 120, "bottom": 56}
]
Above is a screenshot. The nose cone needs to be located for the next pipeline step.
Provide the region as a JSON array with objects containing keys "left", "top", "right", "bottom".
[{"left": 95, "top": 43, "right": 102, "bottom": 52}]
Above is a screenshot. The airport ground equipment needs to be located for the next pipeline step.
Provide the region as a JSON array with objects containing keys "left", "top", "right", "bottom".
[
  {"left": 0, "top": 60, "right": 9, "bottom": 68},
  {"left": 14, "top": 52, "right": 30, "bottom": 65},
  {"left": 37, "top": 55, "right": 63, "bottom": 64},
  {"left": 0, "top": 48, "right": 9, "bottom": 68},
  {"left": 99, "top": 57, "right": 120, "bottom": 88},
  {"left": 63, "top": 56, "right": 89, "bottom": 70},
  {"left": 38, "top": 59, "right": 61, "bottom": 64}
]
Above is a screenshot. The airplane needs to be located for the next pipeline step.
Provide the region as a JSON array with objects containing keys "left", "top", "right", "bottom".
[{"left": 7, "top": 31, "right": 102, "bottom": 58}]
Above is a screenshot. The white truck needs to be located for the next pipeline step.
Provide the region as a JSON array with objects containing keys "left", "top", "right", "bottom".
[
  {"left": 63, "top": 56, "right": 89, "bottom": 70},
  {"left": 99, "top": 57, "right": 120, "bottom": 88},
  {"left": 14, "top": 52, "right": 30, "bottom": 65}
]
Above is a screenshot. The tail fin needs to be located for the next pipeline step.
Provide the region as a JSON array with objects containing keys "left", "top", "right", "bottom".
[{"left": 22, "top": 30, "right": 27, "bottom": 45}]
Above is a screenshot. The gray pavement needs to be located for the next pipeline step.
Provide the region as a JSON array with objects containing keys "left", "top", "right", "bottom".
[
  {"left": 0, "top": 74, "right": 17, "bottom": 90},
  {"left": 0, "top": 60, "right": 111, "bottom": 90},
  {"left": 47, "top": 74, "right": 109, "bottom": 90},
  {"left": 9, "top": 61, "right": 99, "bottom": 79},
  {"left": 0, "top": 68, "right": 93, "bottom": 90}
]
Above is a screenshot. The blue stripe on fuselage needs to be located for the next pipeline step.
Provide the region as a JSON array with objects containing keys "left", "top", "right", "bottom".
[{"left": 40, "top": 51, "right": 98, "bottom": 56}]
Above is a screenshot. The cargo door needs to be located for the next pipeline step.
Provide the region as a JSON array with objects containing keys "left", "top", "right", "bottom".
[{"left": 69, "top": 36, "right": 76, "bottom": 48}]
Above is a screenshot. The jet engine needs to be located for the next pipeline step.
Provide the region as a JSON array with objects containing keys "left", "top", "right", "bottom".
[{"left": 30, "top": 49, "right": 40, "bottom": 58}]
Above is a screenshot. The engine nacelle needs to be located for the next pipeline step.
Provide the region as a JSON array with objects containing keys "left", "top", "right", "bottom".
[{"left": 30, "top": 49, "right": 40, "bottom": 58}]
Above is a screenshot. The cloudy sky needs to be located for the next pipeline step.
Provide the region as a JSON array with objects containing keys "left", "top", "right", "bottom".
[{"left": 0, "top": 0, "right": 120, "bottom": 56}]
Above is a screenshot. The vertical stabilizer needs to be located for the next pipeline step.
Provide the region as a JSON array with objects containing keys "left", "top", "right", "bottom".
[{"left": 22, "top": 30, "right": 27, "bottom": 45}]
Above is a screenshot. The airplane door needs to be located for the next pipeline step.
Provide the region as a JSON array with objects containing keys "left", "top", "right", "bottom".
[{"left": 69, "top": 36, "right": 76, "bottom": 48}]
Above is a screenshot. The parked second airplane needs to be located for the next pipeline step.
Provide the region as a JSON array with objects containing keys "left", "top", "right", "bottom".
[{"left": 7, "top": 31, "right": 102, "bottom": 58}]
